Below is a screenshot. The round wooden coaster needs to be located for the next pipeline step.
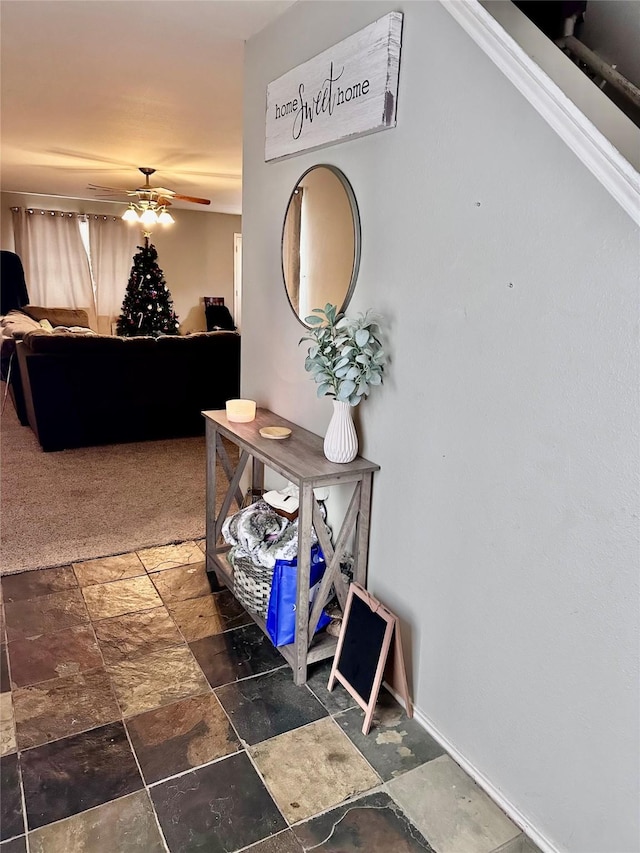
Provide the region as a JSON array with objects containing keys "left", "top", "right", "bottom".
[{"left": 259, "top": 426, "right": 292, "bottom": 440}]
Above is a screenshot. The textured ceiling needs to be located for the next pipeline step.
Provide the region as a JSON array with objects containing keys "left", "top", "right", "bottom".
[{"left": 0, "top": 0, "right": 295, "bottom": 214}]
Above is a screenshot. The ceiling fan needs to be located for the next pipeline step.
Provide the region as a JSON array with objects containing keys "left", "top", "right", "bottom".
[
  {"left": 88, "top": 166, "right": 211, "bottom": 207},
  {"left": 89, "top": 166, "right": 210, "bottom": 230}
]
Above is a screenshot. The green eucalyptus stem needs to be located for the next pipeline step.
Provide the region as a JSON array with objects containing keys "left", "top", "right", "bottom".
[{"left": 299, "top": 303, "right": 386, "bottom": 406}]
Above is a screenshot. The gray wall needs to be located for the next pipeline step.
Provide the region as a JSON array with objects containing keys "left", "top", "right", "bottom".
[{"left": 241, "top": 3, "right": 639, "bottom": 852}]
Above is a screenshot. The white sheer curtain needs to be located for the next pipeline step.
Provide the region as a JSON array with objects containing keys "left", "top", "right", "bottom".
[
  {"left": 11, "top": 207, "right": 94, "bottom": 321},
  {"left": 87, "top": 216, "right": 140, "bottom": 334}
]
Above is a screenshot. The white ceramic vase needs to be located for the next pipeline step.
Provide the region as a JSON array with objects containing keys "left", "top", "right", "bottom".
[{"left": 324, "top": 400, "right": 358, "bottom": 463}]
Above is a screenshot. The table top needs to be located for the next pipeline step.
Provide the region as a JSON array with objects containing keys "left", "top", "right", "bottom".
[{"left": 203, "top": 407, "right": 379, "bottom": 484}]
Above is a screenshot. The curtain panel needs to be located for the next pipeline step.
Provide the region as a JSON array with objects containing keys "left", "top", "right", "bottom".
[
  {"left": 88, "top": 216, "right": 140, "bottom": 334},
  {"left": 11, "top": 208, "right": 140, "bottom": 334},
  {"left": 11, "top": 208, "right": 94, "bottom": 321}
]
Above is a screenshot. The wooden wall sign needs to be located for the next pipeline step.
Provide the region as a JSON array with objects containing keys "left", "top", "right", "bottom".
[
  {"left": 265, "top": 12, "right": 403, "bottom": 162},
  {"left": 328, "top": 582, "right": 412, "bottom": 735}
]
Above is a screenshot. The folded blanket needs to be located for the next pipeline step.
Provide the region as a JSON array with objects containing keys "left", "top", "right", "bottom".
[{"left": 222, "top": 500, "right": 311, "bottom": 568}]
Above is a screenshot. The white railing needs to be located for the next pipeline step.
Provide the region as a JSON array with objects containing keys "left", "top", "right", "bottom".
[
  {"left": 558, "top": 35, "right": 640, "bottom": 110},
  {"left": 441, "top": 0, "right": 640, "bottom": 226}
]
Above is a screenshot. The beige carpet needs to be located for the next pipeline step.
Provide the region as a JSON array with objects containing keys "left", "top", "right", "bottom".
[{"left": 1, "top": 398, "right": 226, "bottom": 575}]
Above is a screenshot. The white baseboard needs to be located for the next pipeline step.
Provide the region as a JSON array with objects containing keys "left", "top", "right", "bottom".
[{"left": 383, "top": 681, "right": 560, "bottom": 853}]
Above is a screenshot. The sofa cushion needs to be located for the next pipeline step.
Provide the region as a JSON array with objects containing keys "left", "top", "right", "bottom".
[
  {"left": 22, "top": 330, "right": 160, "bottom": 354},
  {"left": 21, "top": 328, "right": 239, "bottom": 356},
  {"left": 155, "top": 330, "right": 238, "bottom": 354},
  {"left": 23, "top": 305, "right": 90, "bottom": 328}
]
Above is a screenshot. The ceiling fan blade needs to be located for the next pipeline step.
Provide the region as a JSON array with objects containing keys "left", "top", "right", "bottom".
[
  {"left": 171, "top": 194, "right": 211, "bottom": 205},
  {"left": 88, "top": 183, "right": 135, "bottom": 194},
  {"left": 91, "top": 192, "right": 131, "bottom": 198}
]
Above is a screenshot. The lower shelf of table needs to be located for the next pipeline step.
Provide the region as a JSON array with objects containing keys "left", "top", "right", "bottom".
[{"left": 207, "top": 550, "right": 338, "bottom": 672}]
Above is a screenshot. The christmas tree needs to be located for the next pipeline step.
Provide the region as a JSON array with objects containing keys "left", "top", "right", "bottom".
[{"left": 117, "top": 240, "right": 180, "bottom": 337}]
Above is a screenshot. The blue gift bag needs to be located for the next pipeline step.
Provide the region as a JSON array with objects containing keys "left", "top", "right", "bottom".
[{"left": 266, "top": 544, "right": 331, "bottom": 646}]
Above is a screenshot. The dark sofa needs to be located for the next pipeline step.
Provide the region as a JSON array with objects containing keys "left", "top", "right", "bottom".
[{"left": 16, "top": 330, "right": 240, "bottom": 451}]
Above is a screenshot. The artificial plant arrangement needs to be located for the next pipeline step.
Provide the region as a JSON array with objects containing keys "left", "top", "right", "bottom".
[
  {"left": 300, "top": 303, "right": 386, "bottom": 463},
  {"left": 300, "top": 303, "right": 386, "bottom": 404}
]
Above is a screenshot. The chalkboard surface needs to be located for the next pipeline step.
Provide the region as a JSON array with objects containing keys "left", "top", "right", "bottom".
[
  {"left": 335, "top": 591, "right": 388, "bottom": 703},
  {"left": 329, "top": 582, "right": 412, "bottom": 735}
]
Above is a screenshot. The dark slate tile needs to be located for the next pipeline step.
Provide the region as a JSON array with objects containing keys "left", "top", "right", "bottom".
[
  {"left": 13, "top": 668, "right": 120, "bottom": 750},
  {"left": 151, "top": 751, "right": 286, "bottom": 852},
  {"left": 20, "top": 721, "right": 143, "bottom": 830},
  {"left": 387, "top": 756, "right": 520, "bottom": 852},
  {"left": 243, "top": 831, "right": 304, "bottom": 852},
  {"left": 28, "top": 790, "right": 165, "bottom": 853},
  {"left": 7, "top": 625, "right": 103, "bottom": 688},
  {"left": 248, "top": 718, "right": 379, "bottom": 824},
  {"left": 216, "top": 668, "right": 327, "bottom": 746},
  {"left": 1, "top": 567, "right": 77, "bottom": 603},
  {"left": 149, "top": 562, "right": 212, "bottom": 604},
  {"left": 0, "top": 837, "right": 26, "bottom": 853},
  {"left": 107, "top": 645, "right": 209, "bottom": 717},
  {"left": 126, "top": 693, "right": 240, "bottom": 784},
  {"left": 73, "top": 552, "right": 146, "bottom": 587},
  {"left": 305, "top": 659, "right": 358, "bottom": 714},
  {"left": 0, "top": 645, "right": 9, "bottom": 694},
  {"left": 0, "top": 692, "right": 16, "bottom": 755},
  {"left": 137, "top": 542, "right": 203, "bottom": 572},
  {"left": 292, "top": 791, "right": 435, "bottom": 852},
  {"left": 334, "top": 689, "right": 445, "bottom": 781},
  {"left": 81, "top": 576, "right": 161, "bottom": 621},
  {"left": 0, "top": 753, "right": 24, "bottom": 841},
  {"left": 190, "top": 622, "right": 284, "bottom": 689},
  {"left": 92, "top": 606, "right": 182, "bottom": 664},
  {"left": 4, "top": 590, "right": 88, "bottom": 642},
  {"left": 169, "top": 590, "right": 253, "bottom": 642}
]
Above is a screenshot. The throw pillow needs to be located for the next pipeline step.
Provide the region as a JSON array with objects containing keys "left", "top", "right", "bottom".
[{"left": 0, "top": 310, "right": 41, "bottom": 339}]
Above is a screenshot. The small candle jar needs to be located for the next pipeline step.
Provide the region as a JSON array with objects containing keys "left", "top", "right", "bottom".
[{"left": 226, "top": 399, "right": 256, "bottom": 423}]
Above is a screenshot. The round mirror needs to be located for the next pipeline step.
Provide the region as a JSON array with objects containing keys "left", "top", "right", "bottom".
[{"left": 282, "top": 164, "right": 360, "bottom": 327}]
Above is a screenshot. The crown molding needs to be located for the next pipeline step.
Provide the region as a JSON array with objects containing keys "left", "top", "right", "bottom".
[{"left": 440, "top": 0, "right": 640, "bottom": 226}]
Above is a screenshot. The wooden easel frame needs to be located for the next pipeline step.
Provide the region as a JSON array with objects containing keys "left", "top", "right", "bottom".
[{"left": 328, "top": 582, "right": 412, "bottom": 734}]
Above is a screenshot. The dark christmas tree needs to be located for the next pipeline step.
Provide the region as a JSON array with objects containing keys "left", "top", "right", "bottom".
[{"left": 117, "top": 240, "right": 180, "bottom": 337}]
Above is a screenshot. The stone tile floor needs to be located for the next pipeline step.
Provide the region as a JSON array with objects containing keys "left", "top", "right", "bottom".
[{"left": 0, "top": 542, "right": 543, "bottom": 853}]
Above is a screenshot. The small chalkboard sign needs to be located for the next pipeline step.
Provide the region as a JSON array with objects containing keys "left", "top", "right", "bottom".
[{"left": 328, "top": 582, "right": 412, "bottom": 734}]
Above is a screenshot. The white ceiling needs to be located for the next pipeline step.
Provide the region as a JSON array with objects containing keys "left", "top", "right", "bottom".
[{"left": 0, "top": 0, "right": 295, "bottom": 215}]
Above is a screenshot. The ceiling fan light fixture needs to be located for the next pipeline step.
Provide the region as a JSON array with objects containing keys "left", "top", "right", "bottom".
[
  {"left": 91, "top": 167, "right": 210, "bottom": 232},
  {"left": 140, "top": 207, "right": 159, "bottom": 226},
  {"left": 122, "top": 205, "right": 139, "bottom": 223}
]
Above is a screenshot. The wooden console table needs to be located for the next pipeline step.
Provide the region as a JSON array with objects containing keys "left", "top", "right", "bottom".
[{"left": 203, "top": 407, "right": 379, "bottom": 685}]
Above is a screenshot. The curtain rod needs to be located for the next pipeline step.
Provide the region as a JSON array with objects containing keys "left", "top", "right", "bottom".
[{"left": 10, "top": 206, "right": 121, "bottom": 221}]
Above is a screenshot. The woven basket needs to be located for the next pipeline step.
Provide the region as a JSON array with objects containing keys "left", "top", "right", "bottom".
[{"left": 229, "top": 548, "right": 273, "bottom": 618}]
